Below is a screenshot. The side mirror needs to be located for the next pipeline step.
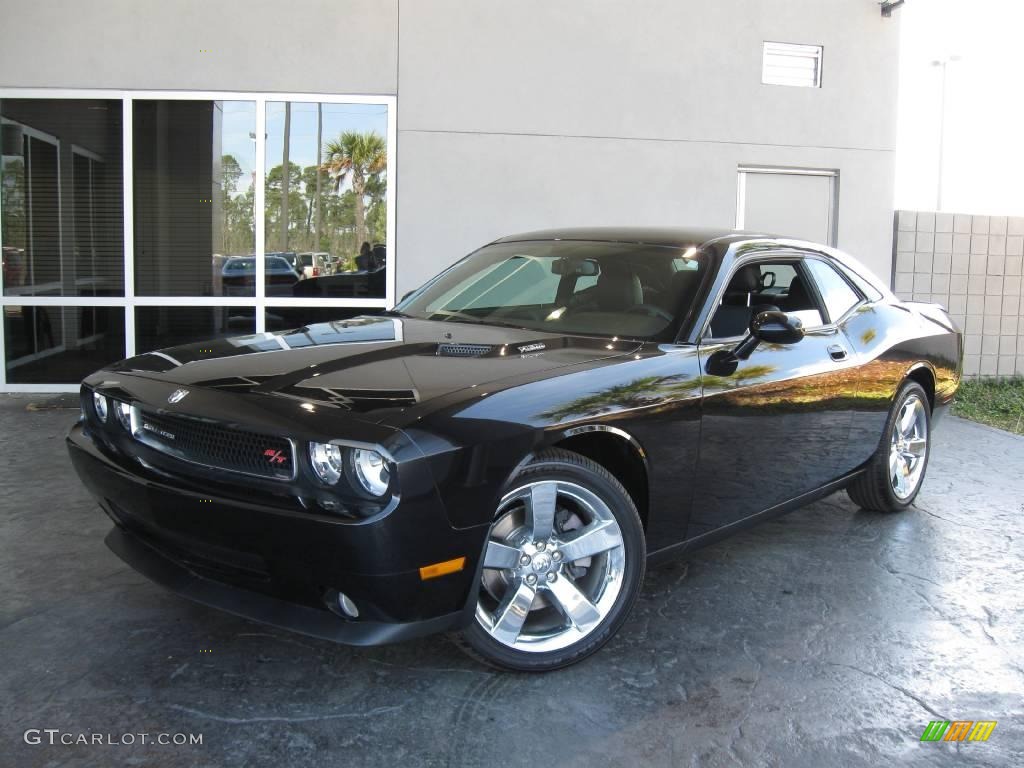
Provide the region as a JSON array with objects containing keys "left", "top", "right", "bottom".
[
  {"left": 750, "top": 310, "right": 804, "bottom": 345},
  {"left": 704, "top": 310, "right": 804, "bottom": 376}
]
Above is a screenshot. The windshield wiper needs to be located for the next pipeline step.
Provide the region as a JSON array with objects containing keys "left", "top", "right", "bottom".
[
  {"left": 431, "top": 309, "right": 486, "bottom": 324},
  {"left": 430, "top": 310, "right": 524, "bottom": 330}
]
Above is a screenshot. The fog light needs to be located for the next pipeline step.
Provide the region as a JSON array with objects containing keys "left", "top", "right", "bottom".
[
  {"left": 337, "top": 592, "right": 360, "bottom": 618},
  {"left": 92, "top": 392, "right": 108, "bottom": 423}
]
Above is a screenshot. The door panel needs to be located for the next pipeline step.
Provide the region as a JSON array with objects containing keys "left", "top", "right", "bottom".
[{"left": 690, "top": 329, "right": 857, "bottom": 538}]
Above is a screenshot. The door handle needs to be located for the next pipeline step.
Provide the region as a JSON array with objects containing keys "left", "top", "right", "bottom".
[{"left": 827, "top": 344, "right": 847, "bottom": 361}]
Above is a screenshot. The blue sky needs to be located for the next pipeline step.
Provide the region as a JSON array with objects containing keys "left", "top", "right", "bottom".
[{"left": 221, "top": 101, "right": 388, "bottom": 193}]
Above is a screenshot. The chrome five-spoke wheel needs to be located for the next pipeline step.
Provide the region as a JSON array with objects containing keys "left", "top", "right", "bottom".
[
  {"left": 458, "top": 449, "right": 644, "bottom": 670},
  {"left": 476, "top": 479, "right": 625, "bottom": 653},
  {"left": 847, "top": 380, "right": 932, "bottom": 513},
  {"left": 889, "top": 393, "right": 928, "bottom": 500}
]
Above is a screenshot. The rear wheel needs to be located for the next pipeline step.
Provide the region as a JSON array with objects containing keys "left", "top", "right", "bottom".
[
  {"left": 457, "top": 449, "right": 645, "bottom": 671},
  {"left": 847, "top": 380, "right": 931, "bottom": 512}
]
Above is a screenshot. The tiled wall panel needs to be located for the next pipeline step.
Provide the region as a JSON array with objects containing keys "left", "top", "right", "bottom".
[{"left": 895, "top": 210, "right": 1024, "bottom": 378}]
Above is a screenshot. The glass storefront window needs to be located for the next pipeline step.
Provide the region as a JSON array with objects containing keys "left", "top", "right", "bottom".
[
  {"left": 265, "top": 306, "right": 368, "bottom": 333},
  {"left": 135, "top": 306, "right": 255, "bottom": 352},
  {"left": 0, "top": 93, "right": 393, "bottom": 388},
  {"left": 133, "top": 100, "right": 256, "bottom": 297},
  {"left": 3, "top": 305, "right": 124, "bottom": 383},
  {"left": 1, "top": 99, "right": 124, "bottom": 297},
  {"left": 265, "top": 102, "right": 388, "bottom": 299}
]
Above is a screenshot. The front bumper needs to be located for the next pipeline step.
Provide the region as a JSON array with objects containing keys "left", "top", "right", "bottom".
[{"left": 68, "top": 422, "right": 488, "bottom": 646}]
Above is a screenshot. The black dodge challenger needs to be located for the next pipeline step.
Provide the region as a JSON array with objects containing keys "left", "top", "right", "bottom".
[{"left": 68, "top": 228, "right": 962, "bottom": 670}]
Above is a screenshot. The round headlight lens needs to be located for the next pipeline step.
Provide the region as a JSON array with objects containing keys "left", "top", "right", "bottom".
[
  {"left": 350, "top": 448, "right": 390, "bottom": 497},
  {"left": 92, "top": 392, "right": 108, "bottom": 423},
  {"left": 309, "top": 441, "right": 343, "bottom": 484},
  {"left": 114, "top": 400, "right": 132, "bottom": 431}
]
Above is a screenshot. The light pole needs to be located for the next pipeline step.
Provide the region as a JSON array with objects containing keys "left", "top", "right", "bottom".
[{"left": 932, "top": 54, "right": 961, "bottom": 211}]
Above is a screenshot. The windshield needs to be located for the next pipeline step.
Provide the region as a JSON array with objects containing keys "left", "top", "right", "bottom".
[{"left": 396, "top": 240, "right": 708, "bottom": 340}]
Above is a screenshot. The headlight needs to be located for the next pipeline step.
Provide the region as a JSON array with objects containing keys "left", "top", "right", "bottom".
[
  {"left": 114, "top": 400, "right": 132, "bottom": 431},
  {"left": 92, "top": 392, "right": 108, "bottom": 423},
  {"left": 309, "top": 442, "right": 344, "bottom": 484},
  {"left": 308, "top": 442, "right": 391, "bottom": 496},
  {"left": 350, "top": 448, "right": 390, "bottom": 496}
]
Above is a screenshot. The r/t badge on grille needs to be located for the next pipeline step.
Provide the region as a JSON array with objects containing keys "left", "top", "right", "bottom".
[
  {"left": 167, "top": 388, "right": 189, "bottom": 404},
  {"left": 264, "top": 449, "right": 288, "bottom": 466}
]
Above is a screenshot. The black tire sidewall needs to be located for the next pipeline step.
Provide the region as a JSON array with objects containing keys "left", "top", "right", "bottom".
[{"left": 460, "top": 451, "right": 646, "bottom": 672}]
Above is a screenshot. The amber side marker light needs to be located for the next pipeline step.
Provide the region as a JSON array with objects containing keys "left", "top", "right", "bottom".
[{"left": 419, "top": 557, "right": 466, "bottom": 581}]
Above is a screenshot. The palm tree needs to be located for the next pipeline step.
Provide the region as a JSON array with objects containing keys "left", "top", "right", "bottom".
[{"left": 321, "top": 131, "right": 387, "bottom": 248}]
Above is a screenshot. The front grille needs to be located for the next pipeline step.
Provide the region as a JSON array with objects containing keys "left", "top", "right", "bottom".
[
  {"left": 436, "top": 343, "right": 493, "bottom": 357},
  {"left": 135, "top": 411, "right": 294, "bottom": 480}
]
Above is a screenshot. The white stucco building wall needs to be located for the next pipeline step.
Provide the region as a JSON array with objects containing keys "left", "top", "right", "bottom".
[{"left": 0, "top": 0, "right": 901, "bottom": 296}]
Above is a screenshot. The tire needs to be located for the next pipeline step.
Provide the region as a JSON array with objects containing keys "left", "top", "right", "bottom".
[
  {"left": 847, "top": 380, "right": 931, "bottom": 512},
  {"left": 456, "top": 448, "right": 645, "bottom": 671}
]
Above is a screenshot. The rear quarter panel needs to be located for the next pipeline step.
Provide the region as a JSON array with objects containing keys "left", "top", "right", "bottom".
[{"left": 839, "top": 301, "right": 962, "bottom": 471}]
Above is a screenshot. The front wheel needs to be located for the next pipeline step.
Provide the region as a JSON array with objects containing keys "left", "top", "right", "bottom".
[
  {"left": 847, "top": 380, "right": 931, "bottom": 512},
  {"left": 457, "top": 449, "right": 645, "bottom": 671}
]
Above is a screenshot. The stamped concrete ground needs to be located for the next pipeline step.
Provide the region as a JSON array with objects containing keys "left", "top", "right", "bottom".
[{"left": 1, "top": 395, "right": 1021, "bottom": 768}]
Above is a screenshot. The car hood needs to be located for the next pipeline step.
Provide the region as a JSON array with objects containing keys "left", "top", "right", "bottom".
[{"left": 107, "top": 315, "right": 640, "bottom": 423}]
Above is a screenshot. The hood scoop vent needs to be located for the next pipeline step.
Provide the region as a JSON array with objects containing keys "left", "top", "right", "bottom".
[{"left": 436, "top": 343, "right": 493, "bottom": 358}]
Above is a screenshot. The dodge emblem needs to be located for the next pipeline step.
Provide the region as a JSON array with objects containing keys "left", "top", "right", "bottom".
[{"left": 167, "top": 388, "right": 190, "bottom": 404}]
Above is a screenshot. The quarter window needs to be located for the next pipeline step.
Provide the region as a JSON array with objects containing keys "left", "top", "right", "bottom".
[{"left": 805, "top": 259, "right": 861, "bottom": 323}]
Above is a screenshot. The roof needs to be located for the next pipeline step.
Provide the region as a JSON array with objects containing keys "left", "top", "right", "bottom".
[{"left": 494, "top": 226, "right": 772, "bottom": 249}]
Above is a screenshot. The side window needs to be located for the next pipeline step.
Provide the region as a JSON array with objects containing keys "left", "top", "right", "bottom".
[
  {"left": 805, "top": 259, "right": 861, "bottom": 323},
  {"left": 757, "top": 264, "right": 796, "bottom": 294},
  {"left": 708, "top": 259, "right": 823, "bottom": 338},
  {"left": 837, "top": 262, "right": 883, "bottom": 302}
]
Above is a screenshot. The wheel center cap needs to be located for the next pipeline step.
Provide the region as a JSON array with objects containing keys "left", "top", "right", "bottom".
[{"left": 531, "top": 552, "right": 552, "bottom": 573}]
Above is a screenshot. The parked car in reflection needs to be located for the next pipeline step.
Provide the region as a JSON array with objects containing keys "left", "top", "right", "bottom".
[
  {"left": 296, "top": 251, "right": 332, "bottom": 279},
  {"left": 291, "top": 264, "right": 386, "bottom": 299},
  {"left": 70, "top": 227, "right": 962, "bottom": 671},
  {"left": 269, "top": 251, "right": 300, "bottom": 274},
  {"left": 221, "top": 255, "right": 300, "bottom": 296}
]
